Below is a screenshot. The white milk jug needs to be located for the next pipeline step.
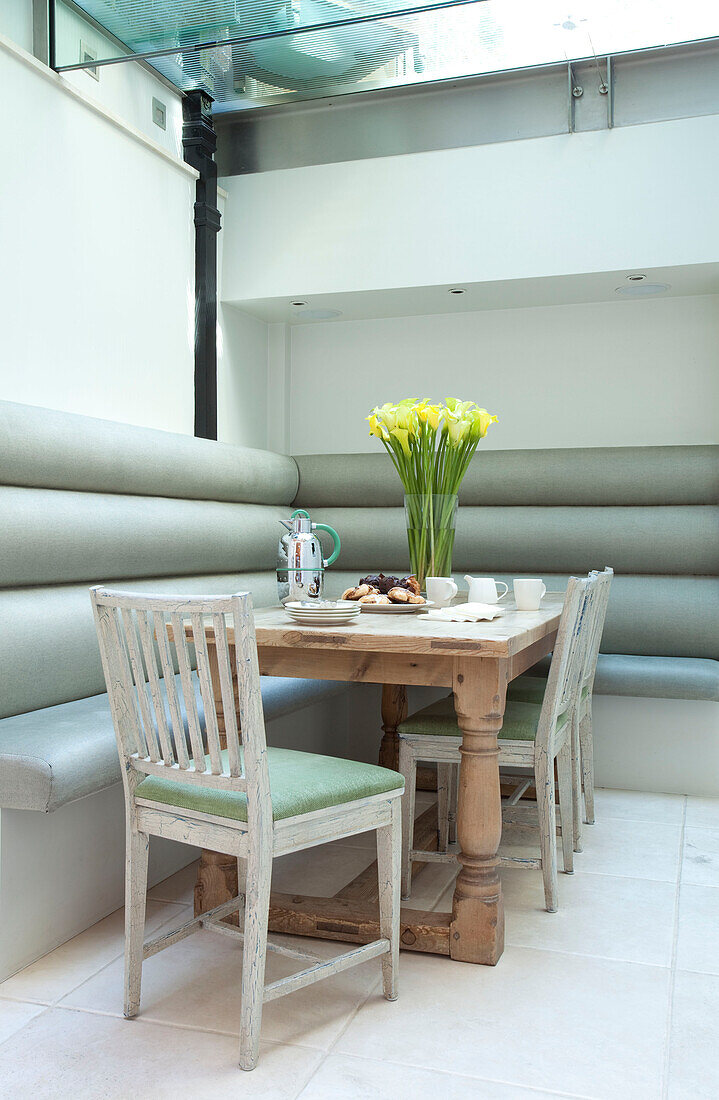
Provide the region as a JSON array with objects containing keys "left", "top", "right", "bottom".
[{"left": 464, "top": 576, "right": 509, "bottom": 604}]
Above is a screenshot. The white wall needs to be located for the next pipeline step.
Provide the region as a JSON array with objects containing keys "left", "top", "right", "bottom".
[
  {"left": 217, "top": 305, "right": 270, "bottom": 448},
  {"left": 220, "top": 114, "right": 719, "bottom": 303},
  {"left": 0, "top": 35, "right": 196, "bottom": 434},
  {"left": 288, "top": 294, "right": 719, "bottom": 453}
]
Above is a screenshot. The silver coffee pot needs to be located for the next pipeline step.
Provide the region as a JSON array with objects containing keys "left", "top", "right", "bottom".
[{"left": 277, "top": 509, "right": 341, "bottom": 604}]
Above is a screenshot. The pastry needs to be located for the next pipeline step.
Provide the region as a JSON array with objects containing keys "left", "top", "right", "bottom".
[
  {"left": 387, "top": 586, "right": 411, "bottom": 603},
  {"left": 359, "top": 593, "right": 391, "bottom": 604}
]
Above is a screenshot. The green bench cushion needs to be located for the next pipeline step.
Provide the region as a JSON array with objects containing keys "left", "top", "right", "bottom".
[
  {"left": 516, "top": 654, "right": 719, "bottom": 702},
  {"left": 136, "top": 747, "right": 403, "bottom": 822},
  {"left": 0, "top": 675, "right": 348, "bottom": 813},
  {"left": 398, "top": 696, "right": 568, "bottom": 741}
]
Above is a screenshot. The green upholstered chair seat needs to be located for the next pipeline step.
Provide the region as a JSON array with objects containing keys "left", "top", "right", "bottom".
[
  {"left": 508, "top": 676, "right": 589, "bottom": 706},
  {"left": 398, "top": 696, "right": 568, "bottom": 742},
  {"left": 136, "top": 747, "right": 404, "bottom": 823}
]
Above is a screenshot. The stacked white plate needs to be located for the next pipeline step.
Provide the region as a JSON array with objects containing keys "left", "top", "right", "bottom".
[{"left": 284, "top": 600, "right": 362, "bottom": 626}]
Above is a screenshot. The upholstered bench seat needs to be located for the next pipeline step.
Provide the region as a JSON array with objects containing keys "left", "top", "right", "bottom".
[
  {"left": 398, "top": 696, "right": 568, "bottom": 742},
  {"left": 522, "top": 654, "right": 719, "bottom": 702},
  {"left": 137, "top": 746, "right": 403, "bottom": 823},
  {"left": 0, "top": 676, "right": 347, "bottom": 813}
]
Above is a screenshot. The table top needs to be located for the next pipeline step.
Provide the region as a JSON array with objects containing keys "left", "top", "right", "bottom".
[{"left": 252, "top": 594, "right": 564, "bottom": 659}]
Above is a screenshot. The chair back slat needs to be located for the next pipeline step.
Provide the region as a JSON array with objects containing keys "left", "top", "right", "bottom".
[
  {"left": 120, "top": 608, "right": 161, "bottom": 762},
  {"left": 211, "top": 611, "right": 243, "bottom": 777},
  {"left": 170, "top": 610, "right": 207, "bottom": 772},
  {"left": 153, "top": 610, "right": 190, "bottom": 769},
  {"left": 136, "top": 610, "right": 174, "bottom": 765},
  {"left": 581, "top": 567, "right": 614, "bottom": 690},
  {"left": 92, "top": 602, "right": 144, "bottom": 761},
  {"left": 190, "top": 612, "right": 224, "bottom": 775},
  {"left": 536, "top": 576, "right": 590, "bottom": 754},
  {"left": 90, "top": 589, "right": 266, "bottom": 808}
]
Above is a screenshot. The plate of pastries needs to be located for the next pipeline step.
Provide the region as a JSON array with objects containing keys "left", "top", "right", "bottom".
[{"left": 341, "top": 574, "right": 431, "bottom": 613}]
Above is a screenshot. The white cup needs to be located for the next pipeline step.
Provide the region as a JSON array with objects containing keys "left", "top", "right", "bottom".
[
  {"left": 464, "top": 576, "right": 509, "bottom": 604},
  {"left": 513, "top": 579, "right": 546, "bottom": 611},
  {"left": 426, "top": 576, "right": 459, "bottom": 608}
]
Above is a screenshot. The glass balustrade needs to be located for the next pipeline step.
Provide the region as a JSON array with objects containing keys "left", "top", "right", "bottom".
[{"left": 53, "top": 0, "right": 719, "bottom": 111}]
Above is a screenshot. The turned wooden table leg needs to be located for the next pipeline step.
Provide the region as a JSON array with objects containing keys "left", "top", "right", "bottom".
[
  {"left": 378, "top": 683, "right": 407, "bottom": 771},
  {"left": 450, "top": 656, "right": 507, "bottom": 965}
]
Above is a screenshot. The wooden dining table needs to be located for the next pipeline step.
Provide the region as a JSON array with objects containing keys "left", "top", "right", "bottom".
[{"left": 193, "top": 595, "right": 563, "bottom": 966}]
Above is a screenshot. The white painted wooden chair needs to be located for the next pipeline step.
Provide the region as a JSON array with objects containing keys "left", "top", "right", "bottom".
[
  {"left": 397, "top": 576, "right": 592, "bottom": 912},
  {"left": 90, "top": 587, "right": 403, "bottom": 1072},
  {"left": 506, "top": 567, "right": 613, "bottom": 849}
]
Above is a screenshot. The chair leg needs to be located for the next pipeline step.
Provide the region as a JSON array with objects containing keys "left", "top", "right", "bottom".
[
  {"left": 377, "top": 797, "right": 401, "bottom": 1001},
  {"left": 124, "top": 827, "right": 149, "bottom": 1018},
  {"left": 556, "top": 741, "right": 575, "bottom": 875},
  {"left": 571, "top": 710, "right": 583, "bottom": 853},
  {"left": 448, "top": 763, "right": 459, "bottom": 845},
  {"left": 238, "top": 843, "right": 272, "bottom": 1071},
  {"left": 398, "top": 738, "right": 416, "bottom": 900},
  {"left": 436, "top": 764, "right": 451, "bottom": 852},
  {"left": 580, "top": 708, "right": 596, "bottom": 825},
  {"left": 535, "top": 755, "right": 559, "bottom": 913}
]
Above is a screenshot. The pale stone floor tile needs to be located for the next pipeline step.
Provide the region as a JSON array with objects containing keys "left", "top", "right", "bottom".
[
  {"left": 0, "top": 900, "right": 189, "bottom": 1006},
  {"left": 0, "top": 997, "right": 47, "bottom": 1046},
  {"left": 62, "top": 929, "right": 381, "bottom": 1052},
  {"left": 567, "top": 817, "right": 682, "bottom": 883},
  {"left": 335, "top": 946, "right": 670, "bottom": 1099},
  {"left": 0, "top": 1006, "right": 323, "bottom": 1100},
  {"left": 682, "top": 827, "right": 719, "bottom": 888},
  {"left": 593, "top": 787, "right": 686, "bottom": 825},
  {"left": 675, "top": 884, "right": 719, "bottom": 976},
  {"left": 498, "top": 867, "right": 677, "bottom": 966},
  {"left": 148, "top": 859, "right": 200, "bottom": 905},
  {"left": 298, "top": 1053, "right": 582, "bottom": 1099},
  {"left": 667, "top": 970, "right": 719, "bottom": 1099},
  {"left": 684, "top": 796, "right": 719, "bottom": 830}
]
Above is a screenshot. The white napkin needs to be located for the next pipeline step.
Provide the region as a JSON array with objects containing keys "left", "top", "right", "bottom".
[{"left": 426, "top": 602, "right": 505, "bottom": 623}]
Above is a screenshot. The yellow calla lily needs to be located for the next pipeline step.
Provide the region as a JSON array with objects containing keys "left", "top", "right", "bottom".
[{"left": 390, "top": 427, "right": 411, "bottom": 457}]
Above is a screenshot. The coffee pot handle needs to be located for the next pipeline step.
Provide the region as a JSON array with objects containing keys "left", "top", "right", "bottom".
[{"left": 313, "top": 523, "right": 341, "bottom": 568}]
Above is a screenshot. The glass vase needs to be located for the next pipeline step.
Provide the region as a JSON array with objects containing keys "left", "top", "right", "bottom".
[{"left": 404, "top": 493, "right": 458, "bottom": 591}]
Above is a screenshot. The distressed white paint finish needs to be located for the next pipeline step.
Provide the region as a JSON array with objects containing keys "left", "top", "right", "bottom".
[{"left": 91, "top": 587, "right": 403, "bottom": 1072}]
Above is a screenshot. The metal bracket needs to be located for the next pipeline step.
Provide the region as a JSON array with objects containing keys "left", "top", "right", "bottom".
[
  {"left": 567, "top": 62, "right": 583, "bottom": 133},
  {"left": 599, "top": 55, "right": 614, "bottom": 128}
]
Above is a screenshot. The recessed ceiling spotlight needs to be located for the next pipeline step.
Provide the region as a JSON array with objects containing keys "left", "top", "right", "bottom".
[
  {"left": 626, "top": 274, "right": 647, "bottom": 282},
  {"left": 298, "top": 308, "right": 343, "bottom": 321},
  {"left": 615, "top": 282, "right": 670, "bottom": 297},
  {"left": 290, "top": 300, "right": 308, "bottom": 307},
  {"left": 448, "top": 288, "right": 466, "bottom": 295}
]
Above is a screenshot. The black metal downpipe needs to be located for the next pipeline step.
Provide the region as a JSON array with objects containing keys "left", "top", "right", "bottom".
[{"left": 182, "top": 90, "right": 222, "bottom": 440}]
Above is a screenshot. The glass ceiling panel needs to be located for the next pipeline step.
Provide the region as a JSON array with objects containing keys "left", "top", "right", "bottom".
[{"left": 54, "top": 0, "right": 719, "bottom": 111}]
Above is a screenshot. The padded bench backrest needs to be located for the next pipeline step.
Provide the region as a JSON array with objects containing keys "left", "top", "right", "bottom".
[
  {"left": 0, "top": 401, "right": 298, "bottom": 718},
  {"left": 294, "top": 447, "right": 719, "bottom": 662}
]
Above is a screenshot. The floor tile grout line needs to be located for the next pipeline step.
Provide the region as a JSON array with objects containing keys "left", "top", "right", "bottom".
[
  {"left": 296, "top": 979, "right": 381, "bottom": 1099},
  {"left": 0, "top": 1002, "right": 54, "bottom": 1052},
  {"left": 660, "top": 794, "right": 687, "bottom": 1100},
  {"left": 53, "top": 1000, "right": 327, "bottom": 1055},
  {"left": 46, "top": 902, "right": 194, "bottom": 1011},
  {"left": 324, "top": 1049, "right": 597, "bottom": 1099}
]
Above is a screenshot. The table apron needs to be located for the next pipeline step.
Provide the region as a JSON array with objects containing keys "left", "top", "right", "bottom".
[{"left": 257, "top": 646, "right": 454, "bottom": 687}]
